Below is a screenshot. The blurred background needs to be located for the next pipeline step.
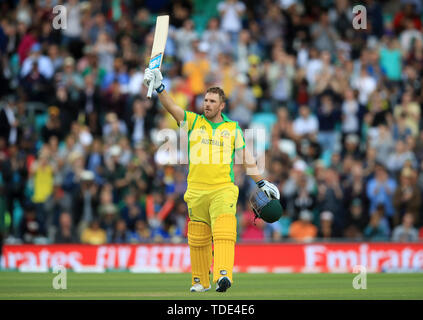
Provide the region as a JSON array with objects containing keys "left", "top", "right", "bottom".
[{"left": 0, "top": 0, "right": 423, "bottom": 248}]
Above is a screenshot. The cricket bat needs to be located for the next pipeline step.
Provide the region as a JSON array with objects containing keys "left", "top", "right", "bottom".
[{"left": 147, "top": 15, "right": 169, "bottom": 98}]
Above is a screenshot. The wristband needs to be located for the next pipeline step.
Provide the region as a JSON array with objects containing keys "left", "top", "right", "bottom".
[
  {"left": 256, "top": 180, "right": 265, "bottom": 188},
  {"left": 156, "top": 83, "right": 165, "bottom": 93}
]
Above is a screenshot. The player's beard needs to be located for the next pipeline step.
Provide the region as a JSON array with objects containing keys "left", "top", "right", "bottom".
[{"left": 204, "top": 108, "right": 220, "bottom": 121}]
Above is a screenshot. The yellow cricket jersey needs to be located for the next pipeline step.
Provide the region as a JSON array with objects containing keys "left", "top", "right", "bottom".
[
  {"left": 182, "top": 111, "right": 245, "bottom": 190},
  {"left": 32, "top": 164, "right": 54, "bottom": 203}
]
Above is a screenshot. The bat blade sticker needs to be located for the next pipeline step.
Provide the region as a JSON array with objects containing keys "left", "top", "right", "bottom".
[{"left": 149, "top": 54, "right": 162, "bottom": 69}]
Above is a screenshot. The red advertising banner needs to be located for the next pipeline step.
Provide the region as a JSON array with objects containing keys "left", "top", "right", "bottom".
[{"left": 2, "top": 243, "right": 423, "bottom": 273}]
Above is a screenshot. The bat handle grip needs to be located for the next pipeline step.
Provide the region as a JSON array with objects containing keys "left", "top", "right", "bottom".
[{"left": 147, "top": 80, "right": 154, "bottom": 99}]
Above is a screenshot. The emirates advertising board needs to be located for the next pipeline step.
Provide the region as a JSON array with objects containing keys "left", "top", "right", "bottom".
[{"left": 2, "top": 243, "right": 423, "bottom": 273}]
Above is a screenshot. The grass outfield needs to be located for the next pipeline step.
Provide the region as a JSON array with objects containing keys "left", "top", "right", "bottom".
[{"left": 0, "top": 272, "right": 423, "bottom": 300}]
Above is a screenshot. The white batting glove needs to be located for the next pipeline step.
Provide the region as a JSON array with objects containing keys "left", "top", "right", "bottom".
[
  {"left": 143, "top": 68, "right": 163, "bottom": 90},
  {"left": 257, "top": 180, "right": 280, "bottom": 200}
]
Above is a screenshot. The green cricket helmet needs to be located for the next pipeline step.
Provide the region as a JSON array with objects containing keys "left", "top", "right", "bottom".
[{"left": 249, "top": 188, "right": 282, "bottom": 223}]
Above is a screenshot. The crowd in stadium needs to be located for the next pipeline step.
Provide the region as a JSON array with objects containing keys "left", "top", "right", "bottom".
[{"left": 1, "top": 0, "right": 423, "bottom": 245}]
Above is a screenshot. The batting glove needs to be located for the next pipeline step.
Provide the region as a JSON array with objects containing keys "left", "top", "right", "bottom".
[
  {"left": 143, "top": 68, "right": 163, "bottom": 90},
  {"left": 257, "top": 180, "right": 280, "bottom": 200}
]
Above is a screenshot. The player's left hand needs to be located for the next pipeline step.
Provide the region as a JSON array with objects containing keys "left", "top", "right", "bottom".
[{"left": 257, "top": 180, "right": 280, "bottom": 200}]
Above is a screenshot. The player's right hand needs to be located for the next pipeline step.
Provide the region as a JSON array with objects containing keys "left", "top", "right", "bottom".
[{"left": 143, "top": 68, "right": 163, "bottom": 90}]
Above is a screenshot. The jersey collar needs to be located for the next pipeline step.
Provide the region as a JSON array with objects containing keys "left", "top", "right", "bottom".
[
  {"left": 221, "top": 113, "right": 231, "bottom": 122},
  {"left": 202, "top": 113, "right": 230, "bottom": 123},
  {"left": 202, "top": 112, "right": 230, "bottom": 130}
]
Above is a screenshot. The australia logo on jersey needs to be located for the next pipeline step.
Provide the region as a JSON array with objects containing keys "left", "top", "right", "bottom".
[
  {"left": 202, "top": 138, "right": 224, "bottom": 147},
  {"left": 200, "top": 125, "right": 207, "bottom": 132},
  {"left": 221, "top": 130, "right": 230, "bottom": 138}
]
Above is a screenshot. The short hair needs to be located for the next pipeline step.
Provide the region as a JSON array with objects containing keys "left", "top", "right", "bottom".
[{"left": 206, "top": 87, "right": 226, "bottom": 103}]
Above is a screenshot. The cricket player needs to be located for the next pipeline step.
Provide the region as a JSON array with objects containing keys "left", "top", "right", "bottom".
[{"left": 143, "top": 68, "right": 280, "bottom": 292}]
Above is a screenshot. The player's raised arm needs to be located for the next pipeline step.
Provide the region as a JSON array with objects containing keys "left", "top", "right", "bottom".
[{"left": 143, "top": 68, "right": 185, "bottom": 124}]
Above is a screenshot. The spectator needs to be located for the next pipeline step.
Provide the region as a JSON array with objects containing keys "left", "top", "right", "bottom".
[
  {"left": 201, "top": 17, "right": 230, "bottom": 69},
  {"left": 316, "top": 94, "right": 340, "bottom": 153},
  {"left": 217, "top": 0, "right": 246, "bottom": 45},
  {"left": 174, "top": 19, "right": 198, "bottom": 63},
  {"left": 316, "top": 168, "right": 344, "bottom": 236},
  {"left": 110, "top": 219, "right": 131, "bottom": 244},
  {"left": 263, "top": 2, "right": 285, "bottom": 45},
  {"left": 62, "top": 0, "right": 83, "bottom": 45},
  {"left": 104, "top": 145, "right": 128, "bottom": 199},
  {"left": 236, "top": 29, "right": 262, "bottom": 75},
  {"left": 352, "top": 67, "right": 377, "bottom": 106},
  {"left": 239, "top": 204, "right": 265, "bottom": 241},
  {"left": 80, "top": 73, "right": 102, "bottom": 135},
  {"left": 146, "top": 188, "right": 175, "bottom": 229},
  {"left": 392, "top": 212, "right": 419, "bottom": 242},
  {"left": 393, "top": 91, "right": 421, "bottom": 137},
  {"left": 343, "top": 160, "right": 368, "bottom": 202},
  {"left": 292, "top": 105, "right": 319, "bottom": 139},
  {"left": 370, "top": 124, "right": 395, "bottom": 167},
  {"left": 392, "top": 111, "right": 413, "bottom": 142},
  {"left": 99, "top": 202, "right": 118, "bottom": 239},
  {"left": 364, "top": 204, "right": 391, "bottom": 241},
  {"left": 310, "top": 9, "right": 339, "bottom": 53},
  {"left": 103, "top": 80, "right": 127, "bottom": 118},
  {"left": 386, "top": 140, "right": 417, "bottom": 175},
  {"left": 21, "top": 60, "right": 51, "bottom": 102},
  {"left": 393, "top": 2, "right": 422, "bottom": 34},
  {"left": 182, "top": 41, "right": 210, "bottom": 99},
  {"left": 380, "top": 36, "right": 402, "bottom": 82},
  {"left": 366, "top": 163, "right": 397, "bottom": 221},
  {"left": 88, "top": 12, "right": 115, "bottom": 45},
  {"left": 341, "top": 88, "right": 360, "bottom": 139},
  {"left": 93, "top": 32, "right": 117, "bottom": 74},
  {"left": 305, "top": 47, "right": 324, "bottom": 91},
  {"left": 366, "top": 91, "right": 392, "bottom": 136},
  {"left": 41, "top": 106, "right": 64, "bottom": 142},
  {"left": 80, "top": 219, "right": 107, "bottom": 245},
  {"left": 54, "top": 86, "right": 78, "bottom": 133},
  {"left": 2, "top": 144, "right": 28, "bottom": 233},
  {"left": 267, "top": 48, "right": 295, "bottom": 108},
  {"left": 342, "top": 134, "right": 361, "bottom": 160},
  {"left": 317, "top": 211, "right": 334, "bottom": 239},
  {"left": 127, "top": 97, "right": 147, "bottom": 146},
  {"left": 171, "top": 199, "right": 189, "bottom": 238},
  {"left": 288, "top": 210, "right": 317, "bottom": 242},
  {"left": 19, "top": 202, "right": 46, "bottom": 244},
  {"left": 30, "top": 148, "right": 55, "bottom": 211},
  {"left": 103, "top": 112, "right": 128, "bottom": 145},
  {"left": 291, "top": 173, "right": 316, "bottom": 220},
  {"left": 275, "top": 210, "right": 292, "bottom": 239},
  {"left": 54, "top": 212, "right": 78, "bottom": 243},
  {"left": 151, "top": 216, "right": 183, "bottom": 243},
  {"left": 130, "top": 219, "right": 151, "bottom": 243},
  {"left": 328, "top": 0, "right": 353, "bottom": 39},
  {"left": 16, "top": 0, "right": 32, "bottom": 28},
  {"left": 120, "top": 191, "right": 146, "bottom": 232},
  {"left": 101, "top": 57, "right": 129, "bottom": 91},
  {"left": 21, "top": 42, "right": 54, "bottom": 79},
  {"left": 0, "top": 96, "right": 19, "bottom": 146},
  {"left": 228, "top": 74, "right": 256, "bottom": 127},
  {"left": 399, "top": 18, "right": 423, "bottom": 54},
  {"left": 343, "top": 198, "right": 369, "bottom": 239},
  {"left": 393, "top": 168, "right": 421, "bottom": 226},
  {"left": 72, "top": 170, "right": 99, "bottom": 234}
]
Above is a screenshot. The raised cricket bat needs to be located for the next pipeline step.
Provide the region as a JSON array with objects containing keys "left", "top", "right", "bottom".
[{"left": 147, "top": 15, "right": 169, "bottom": 98}]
